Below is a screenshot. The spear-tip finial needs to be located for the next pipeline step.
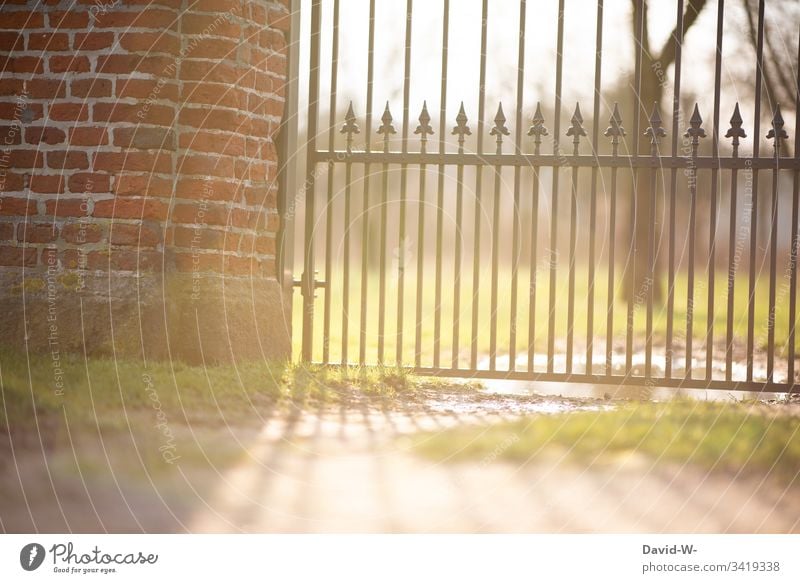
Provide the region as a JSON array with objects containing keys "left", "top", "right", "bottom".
[
  {"left": 767, "top": 104, "right": 788, "bottom": 143},
  {"left": 683, "top": 103, "right": 705, "bottom": 143},
  {"left": 451, "top": 101, "right": 472, "bottom": 142},
  {"left": 340, "top": 101, "right": 360, "bottom": 137},
  {"left": 377, "top": 101, "right": 396, "bottom": 135},
  {"left": 604, "top": 102, "right": 626, "bottom": 139},
  {"left": 490, "top": 102, "right": 510, "bottom": 137},
  {"left": 415, "top": 101, "right": 434, "bottom": 138},
  {"left": 527, "top": 102, "right": 549, "bottom": 141},
  {"left": 566, "top": 102, "right": 587, "bottom": 139}
]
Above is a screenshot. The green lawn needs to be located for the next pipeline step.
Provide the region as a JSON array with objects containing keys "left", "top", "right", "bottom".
[
  {"left": 295, "top": 266, "right": 800, "bottom": 366},
  {"left": 414, "top": 400, "right": 800, "bottom": 485}
]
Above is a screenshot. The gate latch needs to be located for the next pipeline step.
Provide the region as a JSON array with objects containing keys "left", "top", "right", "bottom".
[{"left": 295, "top": 271, "right": 326, "bottom": 298}]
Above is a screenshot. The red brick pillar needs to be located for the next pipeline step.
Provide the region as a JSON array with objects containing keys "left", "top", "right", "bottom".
[{"left": 0, "top": 0, "right": 292, "bottom": 363}]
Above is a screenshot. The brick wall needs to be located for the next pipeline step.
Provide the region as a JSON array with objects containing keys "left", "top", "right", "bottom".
[{"left": 0, "top": 0, "right": 292, "bottom": 363}]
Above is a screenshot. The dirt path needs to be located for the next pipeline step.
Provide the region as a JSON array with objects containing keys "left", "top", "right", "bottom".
[{"left": 187, "top": 391, "right": 800, "bottom": 533}]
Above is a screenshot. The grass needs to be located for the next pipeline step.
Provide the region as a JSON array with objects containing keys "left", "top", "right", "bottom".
[
  {"left": 296, "top": 266, "right": 800, "bottom": 366},
  {"left": 414, "top": 400, "right": 800, "bottom": 485}
]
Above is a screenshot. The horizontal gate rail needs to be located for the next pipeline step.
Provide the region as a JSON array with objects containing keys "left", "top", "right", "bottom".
[{"left": 312, "top": 151, "right": 800, "bottom": 171}]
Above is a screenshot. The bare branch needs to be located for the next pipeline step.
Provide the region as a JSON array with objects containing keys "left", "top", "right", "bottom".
[{"left": 658, "top": 0, "right": 710, "bottom": 66}]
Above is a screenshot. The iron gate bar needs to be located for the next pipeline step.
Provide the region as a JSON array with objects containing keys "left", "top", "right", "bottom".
[
  {"left": 789, "top": 29, "right": 800, "bottom": 385},
  {"left": 546, "top": 0, "right": 566, "bottom": 374},
  {"left": 627, "top": 0, "right": 644, "bottom": 378},
  {"left": 746, "top": 0, "right": 765, "bottom": 382},
  {"left": 604, "top": 104, "right": 623, "bottom": 376},
  {"left": 322, "top": 0, "right": 339, "bottom": 365},
  {"left": 586, "top": 0, "right": 604, "bottom": 376},
  {"left": 706, "top": 0, "right": 724, "bottom": 381},
  {"left": 725, "top": 104, "right": 744, "bottom": 381},
  {"left": 508, "top": 0, "right": 526, "bottom": 373},
  {"left": 358, "top": 0, "right": 376, "bottom": 366},
  {"left": 298, "top": 0, "right": 800, "bottom": 393},
  {"left": 433, "top": 1, "right": 451, "bottom": 371},
  {"left": 528, "top": 103, "right": 547, "bottom": 373},
  {"left": 469, "top": 0, "right": 489, "bottom": 372},
  {"left": 665, "top": 0, "right": 684, "bottom": 380}
]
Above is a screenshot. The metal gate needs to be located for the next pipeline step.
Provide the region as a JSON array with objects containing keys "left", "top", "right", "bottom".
[{"left": 295, "top": 0, "right": 800, "bottom": 392}]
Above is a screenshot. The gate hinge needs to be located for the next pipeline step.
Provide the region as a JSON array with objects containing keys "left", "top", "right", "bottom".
[{"left": 295, "top": 271, "right": 326, "bottom": 297}]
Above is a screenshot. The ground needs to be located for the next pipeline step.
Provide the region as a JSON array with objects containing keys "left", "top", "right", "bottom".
[{"left": 1, "top": 359, "right": 798, "bottom": 533}]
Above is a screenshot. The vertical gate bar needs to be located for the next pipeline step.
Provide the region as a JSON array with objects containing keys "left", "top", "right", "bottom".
[
  {"left": 644, "top": 106, "right": 664, "bottom": 380},
  {"left": 301, "top": 0, "right": 323, "bottom": 362},
  {"left": 627, "top": 0, "right": 644, "bottom": 375},
  {"left": 358, "top": 0, "right": 376, "bottom": 366},
  {"left": 605, "top": 125, "right": 619, "bottom": 376},
  {"left": 322, "top": 0, "right": 340, "bottom": 365},
  {"left": 452, "top": 137, "right": 464, "bottom": 369},
  {"left": 586, "top": 0, "right": 603, "bottom": 376},
  {"left": 665, "top": 0, "right": 684, "bottom": 379},
  {"left": 546, "top": 0, "right": 565, "bottom": 373},
  {"left": 377, "top": 105, "right": 390, "bottom": 364},
  {"left": 566, "top": 135, "right": 579, "bottom": 374},
  {"left": 686, "top": 120, "right": 700, "bottom": 380},
  {"left": 415, "top": 154, "right": 428, "bottom": 367},
  {"left": 395, "top": 0, "right": 413, "bottom": 366},
  {"left": 342, "top": 161, "right": 352, "bottom": 364},
  {"left": 528, "top": 107, "right": 545, "bottom": 373},
  {"left": 725, "top": 106, "right": 741, "bottom": 381},
  {"left": 706, "top": 0, "right": 724, "bottom": 380},
  {"left": 746, "top": 0, "right": 765, "bottom": 382},
  {"left": 767, "top": 125, "right": 779, "bottom": 383},
  {"left": 788, "top": 30, "right": 800, "bottom": 392},
  {"left": 434, "top": 2, "right": 452, "bottom": 370},
  {"left": 508, "top": 0, "right": 526, "bottom": 372},
  {"left": 489, "top": 114, "right": 504, "bottom": 372},
  {"left": 469, "top": 0, "right": 489, "bottom": 370}
]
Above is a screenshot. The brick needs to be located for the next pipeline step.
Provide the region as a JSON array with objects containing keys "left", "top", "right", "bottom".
[
  {"left": 178, "top": 107, "right": 245, "bottom": 131},
  {"left": 175, "top": 177, "right": 238, "bottom": 201},
  {"left": 83, "top": 249, "right": 160, "bottom": 272},
  {"left": 46, "top": 198, "right": 91, "bottom": 218},
  {"left": 28, "top": 173, "right": 65, "bottom": 194},
  {"left": 93, "top": 102, "right": 175, "bottom": 125},
  {"left": 0, "top": 56, "right": 45, "bottom": 74},
  {"left": 69, "top": 126, "right": 108, "bottom": 146},
  {"left": 49, "top": 55, "right": 91, "bottom": 73},
  {"left": 62, "top": 222, "right": 103, "bottom": 243},
  {"left": 0, "top": 32, "right": 23, "bottom": 51},
  {"left": 48, "top": 11, "right": 89, "bottom": 29},
  {"left": 180, "top": 13, "right": 241, "bottom": 38},
  {"left": 171, "top": 202, "right": 230, "bottom": 226},
  {"left": 174, "top": 251, "right": 222, "bottom": 273},
  {"left": 0, "top": 102, "right": 41, "bottom": 122},
  {"left": 116, "top": 78, "right": 178, "bottom": 101},
  {"left": 179, "top": 130, "right": 246, "bottom": 156},
  {"left": 0, "top": 223, "right": 13, "bottom": 241},
  {"left": 0, "top": 246, "right": 37, "bottom": 267},
  {"left": 180, "top": 82, "right": 247, "bottom": 109},
  {"left": 96, "top": 54, "right": 175, "bottom": 75},
  {"left": 113, "top": 173, "right": 172, "bottom": 197},
  {"left": 182, "top": 36, "right": 239, "bottom": 60},
  {"left": 172, "top": 226, "right": 231, "bottom": 250},
  {"left": 114, "top": 127, "right": 176, "bottom": 150},
  {"left": 191, "top": 0, "right": 242, "bottom": 13},
  {"left": 119, "top": 32, "right": 180, "bottom": 54},
  {"left": 178, "top": 154, "right": 234, "bottom": 177},
  {"left": 0, "top": 125, "right": 22, "bottom": 145},
  {"left": 0, "top": 79, "right": 25, "bottom": 96},
  {"left": 93, "top": 9, "right": 178, "bottom": 31},
  {"left": 93, "top": 152, "right": 172, "bottom": 173},
  {"left": 47, "top": 150, "right": 89, "bottom": 170},
  {"left": 93, "top": 198, "right": 169, "bottom": 221},
  {"left": 25, "top": 126, "right": 67, "bottom": 146},
  {"left": 18, "top": 222, "right": 58, "bottom": 243},
  {"left": 8, "top": 150, "right": 44, "bottom": 169},
  {"left": 179, "top": 59, "right": 239, "bottom": 83},
  {"left": 26, "top": 79, "right": 67, "bottom": 99},
  {"left": 49, "top": 102, "right": 89, "bottom": 121},
  {"left": 255, "top": 235, "right": 276, "bottom": 255},
  {"left": 71, "top": 78, "right": 112, "bottom": 98},
  {"left": 27, "top": 32, "right": 70, "bottom": 51},
  {"left": 0, "top": 12, "right": 45, "bottom": 29},
  {"left": 110, "top": 223, "right": 160, "bottom": 247},
  {"left": 73, "top": 32, "right": 115, "bottom": 51},
  {"left": 0, "top": 197, "right": 36, "bottom": 216},
  {"left": 68, "top": 172, "right": 110, "bottom": 194}
]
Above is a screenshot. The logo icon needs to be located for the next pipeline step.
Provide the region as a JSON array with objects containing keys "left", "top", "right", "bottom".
[{"left": 19, "top": 543, "right": 45, "bottom": 571}]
